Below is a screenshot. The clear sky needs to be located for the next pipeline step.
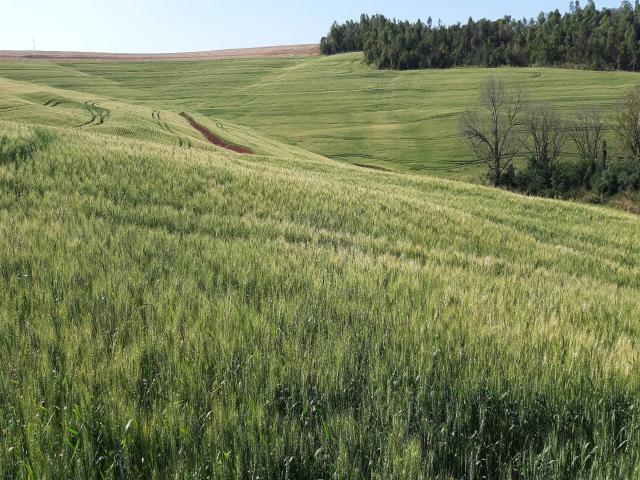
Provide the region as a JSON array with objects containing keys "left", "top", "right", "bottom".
[{"left": 0, "top": 0, "right": 624, "bottom": 53}]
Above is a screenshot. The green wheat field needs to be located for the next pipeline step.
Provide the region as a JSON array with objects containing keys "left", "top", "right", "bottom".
[{"left": 1, "top": 53, "right": 640, "bottom": 478}]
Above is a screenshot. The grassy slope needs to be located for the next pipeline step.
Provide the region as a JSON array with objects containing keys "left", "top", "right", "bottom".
[
  {"left": 1, "top": 53, "right": 639, "bottom": 177},
  {"left": 1, "top": 65, "right": 640, "bottom": 478}
]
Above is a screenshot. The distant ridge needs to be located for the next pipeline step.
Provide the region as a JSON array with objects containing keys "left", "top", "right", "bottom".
[{"left": 0, "top": 44, "right": 320, "bottom": 61}]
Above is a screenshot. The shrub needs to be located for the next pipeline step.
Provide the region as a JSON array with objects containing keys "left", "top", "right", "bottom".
[
  {"left": 615, "top": 156, "right": 640, "bottom": 191},
  {"left": 551, "top": 161, "right": 584, "bottom": 194}
]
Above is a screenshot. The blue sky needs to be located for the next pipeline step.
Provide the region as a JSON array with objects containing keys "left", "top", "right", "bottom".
[{"left": 0, "top": 0, "right": 623, "bottom": 53}]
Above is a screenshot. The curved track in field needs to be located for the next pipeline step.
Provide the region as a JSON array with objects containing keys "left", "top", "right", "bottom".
[
  {"left": 78, "top": 101, "right": 110, "bottom": 127},
  {"left": 152, "top": 110, "right": 191, "bottom": 148},
  {"left": 180, "top": 113, "right": 253, "bottom": 154}
]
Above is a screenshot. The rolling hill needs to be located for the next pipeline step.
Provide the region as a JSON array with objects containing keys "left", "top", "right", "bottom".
[
  {"left": 1, "top": 53, "right": 639, "bottom": 177},
  {"left": 1, "top": 54, "right": 639, "bottom": 478},
  {"left": 0, "top": 44, "right": 320, "bottom": 61}
]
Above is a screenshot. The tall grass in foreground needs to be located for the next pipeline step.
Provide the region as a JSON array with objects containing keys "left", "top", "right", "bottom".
[{"left": 1, "top": 123, "right": 640, "bottom": 478}]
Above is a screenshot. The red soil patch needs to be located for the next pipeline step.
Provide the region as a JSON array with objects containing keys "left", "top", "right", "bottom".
[
  {"left": 180, "top": 113, "right": 253, "bottom": 154},
  {"left": 0, "top": 44, "right": 320, "bottom": 62}
]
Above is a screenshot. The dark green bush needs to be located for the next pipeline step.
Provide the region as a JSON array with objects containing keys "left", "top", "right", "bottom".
[
  {"left": 591, "top": 157, "right": 640, "bottom": 196},
  {"left": 516, "top": 155, "right": 640, "bottom": 202},
  {"left": 551, "top": 161, "right": 585, "bottom": 194},
  {"left": 615, "top": 156, "right": 640, "bottom": 191}
]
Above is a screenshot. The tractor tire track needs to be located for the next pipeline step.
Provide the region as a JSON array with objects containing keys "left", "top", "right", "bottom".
[
  {"left": 43, "top": 99, "right": 64, "bottom": 108},
  {"left": 152, "top": 110, "right": 191, "bottom": 148},
  {"left": 0, "top": 104, "right": 28, "bottom": 113},
  {"left": 78, "top": 101, "right": 110, "bottom": 128}
]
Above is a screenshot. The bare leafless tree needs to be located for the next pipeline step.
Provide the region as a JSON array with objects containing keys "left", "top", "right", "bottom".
[
  {"left": 570, "top": 108, "right": 604, "bottom": 174},
  {"left": 613, "top": 85, "right": 640, "bottom": 159},
  {"left": 461, "top": 77, "right": 524, "bottom": 186},
  {"left": 524, "top": 105, "right": 566, "bottom": 187}
]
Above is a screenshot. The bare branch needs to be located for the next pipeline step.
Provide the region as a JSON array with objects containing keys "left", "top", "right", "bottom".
[
  {"left": 524, "top": 104, "right": 566, "bottom": 187},
  {"left": 570, "top": 107, "right": 603, "bottom": 174},
  {"left": 613, "top": 85, "right": 640, "bottom": 159},
  {"left": 460, "top": 77, "right": 524, "bottom": 186}
]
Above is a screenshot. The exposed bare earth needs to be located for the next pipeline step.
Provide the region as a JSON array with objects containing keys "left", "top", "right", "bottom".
[
  {"left": 180, "top": 113, "right": 253, "bottom": 154},
  {"left": 0, "top": 44, "right": 319, "bottom": 62}
]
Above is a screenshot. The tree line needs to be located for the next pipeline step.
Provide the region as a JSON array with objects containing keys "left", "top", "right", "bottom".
[
  {"left": 321, "top": 2, "right": 640, "bottom": 71},
  {"left": 461, "top": 79, "right": 640, "bottom": 201}
]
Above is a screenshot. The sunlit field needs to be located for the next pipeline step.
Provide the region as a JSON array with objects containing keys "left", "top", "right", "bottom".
[
  {"left": 1, "top": 53, "right": 640, "bottom": 177},
  {"left": 1, "top": 59, "right": 640, "bottom": 478}
]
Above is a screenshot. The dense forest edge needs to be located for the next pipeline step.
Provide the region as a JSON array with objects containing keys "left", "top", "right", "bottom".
[{"left": 321, "top": 1, "right": 640, "bottom": 71}]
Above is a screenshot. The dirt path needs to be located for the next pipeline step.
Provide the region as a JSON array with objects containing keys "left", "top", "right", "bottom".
[
  {"left": 0, "top": 44, "right": 319, "bottom": 62},
  {"left": 180, "top": 113, "right": 253, "bottom": 154}
]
